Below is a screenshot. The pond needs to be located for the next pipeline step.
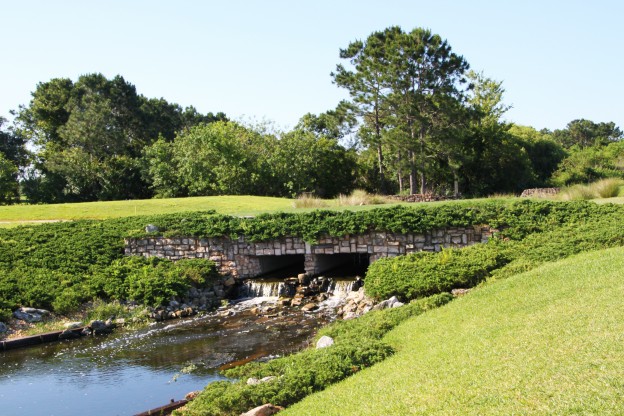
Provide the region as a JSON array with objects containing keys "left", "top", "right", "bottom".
[{"left": 0, "top": 297, "right": 335, "bottom": 416}]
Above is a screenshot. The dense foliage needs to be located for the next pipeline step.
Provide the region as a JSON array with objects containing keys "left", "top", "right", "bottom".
[
  {"left": 365, "top": 242, "right": 509, "bottom": 300},
  {"left": 364, "top": 201, "right": 624, "bottom": 301},
  {"left": 179, "top": 294, "right": 452, "bottom": 416},
  {"left": 13, "top": 73, "right": 226, "bottom": 203}
]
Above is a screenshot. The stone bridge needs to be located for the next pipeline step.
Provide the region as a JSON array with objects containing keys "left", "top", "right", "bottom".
[{"left": 124, "top": 225, "right": 496, "bottom": 279}]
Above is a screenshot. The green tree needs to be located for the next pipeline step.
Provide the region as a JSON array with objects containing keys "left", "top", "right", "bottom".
[
  {"left": 270, "top": 130, "right": 356, "bottom": 197},
  {"left": 333, "top": 28, "right": 398, "bottom": 193},
  {"left": 142, "top": 137, "right": 184, "bottom": 198},
  {"left": 170, "top": 121, "right": 277, "bottom": 196},
  {"left": 461, "top": 72, "right": 536, "bottom": 195},
  {"left": 295, "top": 101, "right": 358, "bottom": 143},
  {"left": 334, "top": 27, "right": 470, "bottom": 194},
  {"left": 509, "top": 125, "right": 566, "bottom": 185},
  {"left": 551, "top": 141, "right": 624, "bottom": 186},
  {"left": 15, "top": 73, "right": 226, "bottom": 202},
  {"left": 385, "top": 27, "right": 470, "bottom": 194},
  {"left": 0, "top": 153, "right": 19, "bottom": 204},
  {"left": 551, "top": 119, "right": 622, "bottom": 149}
]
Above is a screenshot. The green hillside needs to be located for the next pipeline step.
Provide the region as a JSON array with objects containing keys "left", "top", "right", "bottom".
[{"left": 284, "top": 246, "right": 624, "bottom": 415}]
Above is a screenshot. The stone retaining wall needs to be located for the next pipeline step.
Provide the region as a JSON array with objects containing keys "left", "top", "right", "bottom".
[
  {"left": 520, "top": 188, "right": 560, "bottom": 197},
  {"left": 387, "top": 193, "right": 458, "bottom": 203},
  {"left": 124, "top": 225, "right": 496, "bottom": 279}
]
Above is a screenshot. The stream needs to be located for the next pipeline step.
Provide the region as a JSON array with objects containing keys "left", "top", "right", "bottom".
[{"left": 0, "top": 279, "right": 357, "bottom": 416}]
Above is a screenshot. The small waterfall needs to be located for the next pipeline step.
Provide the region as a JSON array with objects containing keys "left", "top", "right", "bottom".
[
  {"left": 327, "top": 279, "right": 356, "bottom": 298},
  {"left": 244, "top": 280, "right": 286, "bottom": 298}
]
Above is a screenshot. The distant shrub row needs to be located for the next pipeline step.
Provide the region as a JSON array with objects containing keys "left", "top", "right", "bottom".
[{"left": 179, "top": 294, "right": 452, "bottom": 416}]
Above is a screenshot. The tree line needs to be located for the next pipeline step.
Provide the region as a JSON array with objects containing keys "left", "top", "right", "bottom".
[{"left": 0, "top": 26, "right": 622, "bottom": 204}]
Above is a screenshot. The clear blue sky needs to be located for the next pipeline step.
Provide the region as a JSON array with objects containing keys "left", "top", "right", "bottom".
[{"left": 2, "top": 0, "right": 623, "bottom": 132}]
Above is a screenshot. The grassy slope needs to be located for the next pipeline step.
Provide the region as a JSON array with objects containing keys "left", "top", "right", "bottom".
[{"left": 284, "top": 246, "right": 624, "bottom": 415}]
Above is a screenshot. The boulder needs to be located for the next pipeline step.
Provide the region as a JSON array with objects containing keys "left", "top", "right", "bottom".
[
  {"left": 240, "top": 403, "right": 284, "bottom": 416},
  {"left": 451, "top": 288, "right": 471, "bottom": 297},
  {"left": 372, "top": 296, "right": 402, "bottom": 311},
  {"left": 59, "top": 329, "right": 81, "bottom": 340},
  {"left": 145, "top": 224, "right": 159, "bottom": 233},
  {"left": 63, "top": 321, "right": 83, "bottom": 329},
  {"left": 301, "top": 303, "right": 318, "bottom": 312},
  {"left": 316, "top": 335, "right": 334, "bottom": 349},
  {"left": 185, "top": 390, "right": 201, "bottom": 400},
  {"left": 223, "top": 277, "right": 237, "bottom": 287},
  {"left": 297, "top": 273, "right": 308, "bottom": 285},
  {"left": 13, "top": 309, "right": 43, "bottom": 323},
  {"left": 20, "top": 307, "right": 50, "bottom": 316},
  {"left": 89, "top": 319, "right": 113, "bottom": 335},
  {"left": 0, "top": 322, "right": 7, "bottom": 333},
  {"left": 247, "top": 376, "right": 276, "bottom": 385}
]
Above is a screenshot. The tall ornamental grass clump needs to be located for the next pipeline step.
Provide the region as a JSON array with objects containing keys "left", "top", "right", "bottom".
[{"left": 559, "top": 178, "right": 624, "bottom": 200}]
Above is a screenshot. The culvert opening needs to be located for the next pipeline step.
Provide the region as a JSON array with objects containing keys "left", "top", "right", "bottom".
[
  {"left": 313, "top": 253, "right": 370, "bottom": 277},
  {"left": 255, "top": 254, "right": 306, "bottom": 279}
]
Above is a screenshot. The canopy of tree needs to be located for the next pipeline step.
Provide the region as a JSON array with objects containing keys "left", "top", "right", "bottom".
[{"left": 1, "top": 28, "right": 622, "bottom": 205}]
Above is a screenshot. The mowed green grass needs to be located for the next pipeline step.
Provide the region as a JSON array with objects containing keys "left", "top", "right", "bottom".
[
  {"left": 0, "top": 195, "right": 517, "bottom": 225},
  {"left": 0, "top": 195, "right": 295, "bottom": 223},
  {"left": 284, "top": 246, "right": 624, "bottom": 415}
]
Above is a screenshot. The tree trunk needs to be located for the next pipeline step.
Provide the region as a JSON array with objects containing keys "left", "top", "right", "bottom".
[
  {"left": 377, "top": 143, "right": 385, "bottom": 194},
  {"left": 397, "top": 150, "right": 403, "bottom": 193},
  {"left": 409, "top": 149, "right": 416, "bottom": 195},
  {"left": 419, "top": 126, "right": 426, "bottom": 194},
  {"left": 453, "top": 169, "right": 459, "bottom": 197}
]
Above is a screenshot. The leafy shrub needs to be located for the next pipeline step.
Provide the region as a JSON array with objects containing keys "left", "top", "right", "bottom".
[
  {"left": 365, "top": 242, "right": 510, "bottom": 301},
  {"left": 317, "top": 293, "right": 453, "bottom": 342},
  {"left": 182, "top": 340, "right": 393, "bottom": 416},
  {"left": 90, "top": 256, "right": 218, "bottom": 307}
]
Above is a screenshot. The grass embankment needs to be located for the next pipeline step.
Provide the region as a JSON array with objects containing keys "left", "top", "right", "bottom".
[{"left": 284, "top": 246, "right": 624, "bottom": 415}]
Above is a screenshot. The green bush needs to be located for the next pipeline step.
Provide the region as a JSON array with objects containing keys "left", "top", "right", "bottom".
[
  {"left": 364, "top": 202, "right": 624, "bottom": 302},
  {"left": 365, "top": 242, "right": 510, "bottom": 301},
  {"left": 182, "top": 340, "right": 393, "bottom": 416},
  {"left": 317, "top": 293, "right": 453, "bottom": 342},
  {"left": 89, "top": 256, "right": 218, "bottom": 307}
]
